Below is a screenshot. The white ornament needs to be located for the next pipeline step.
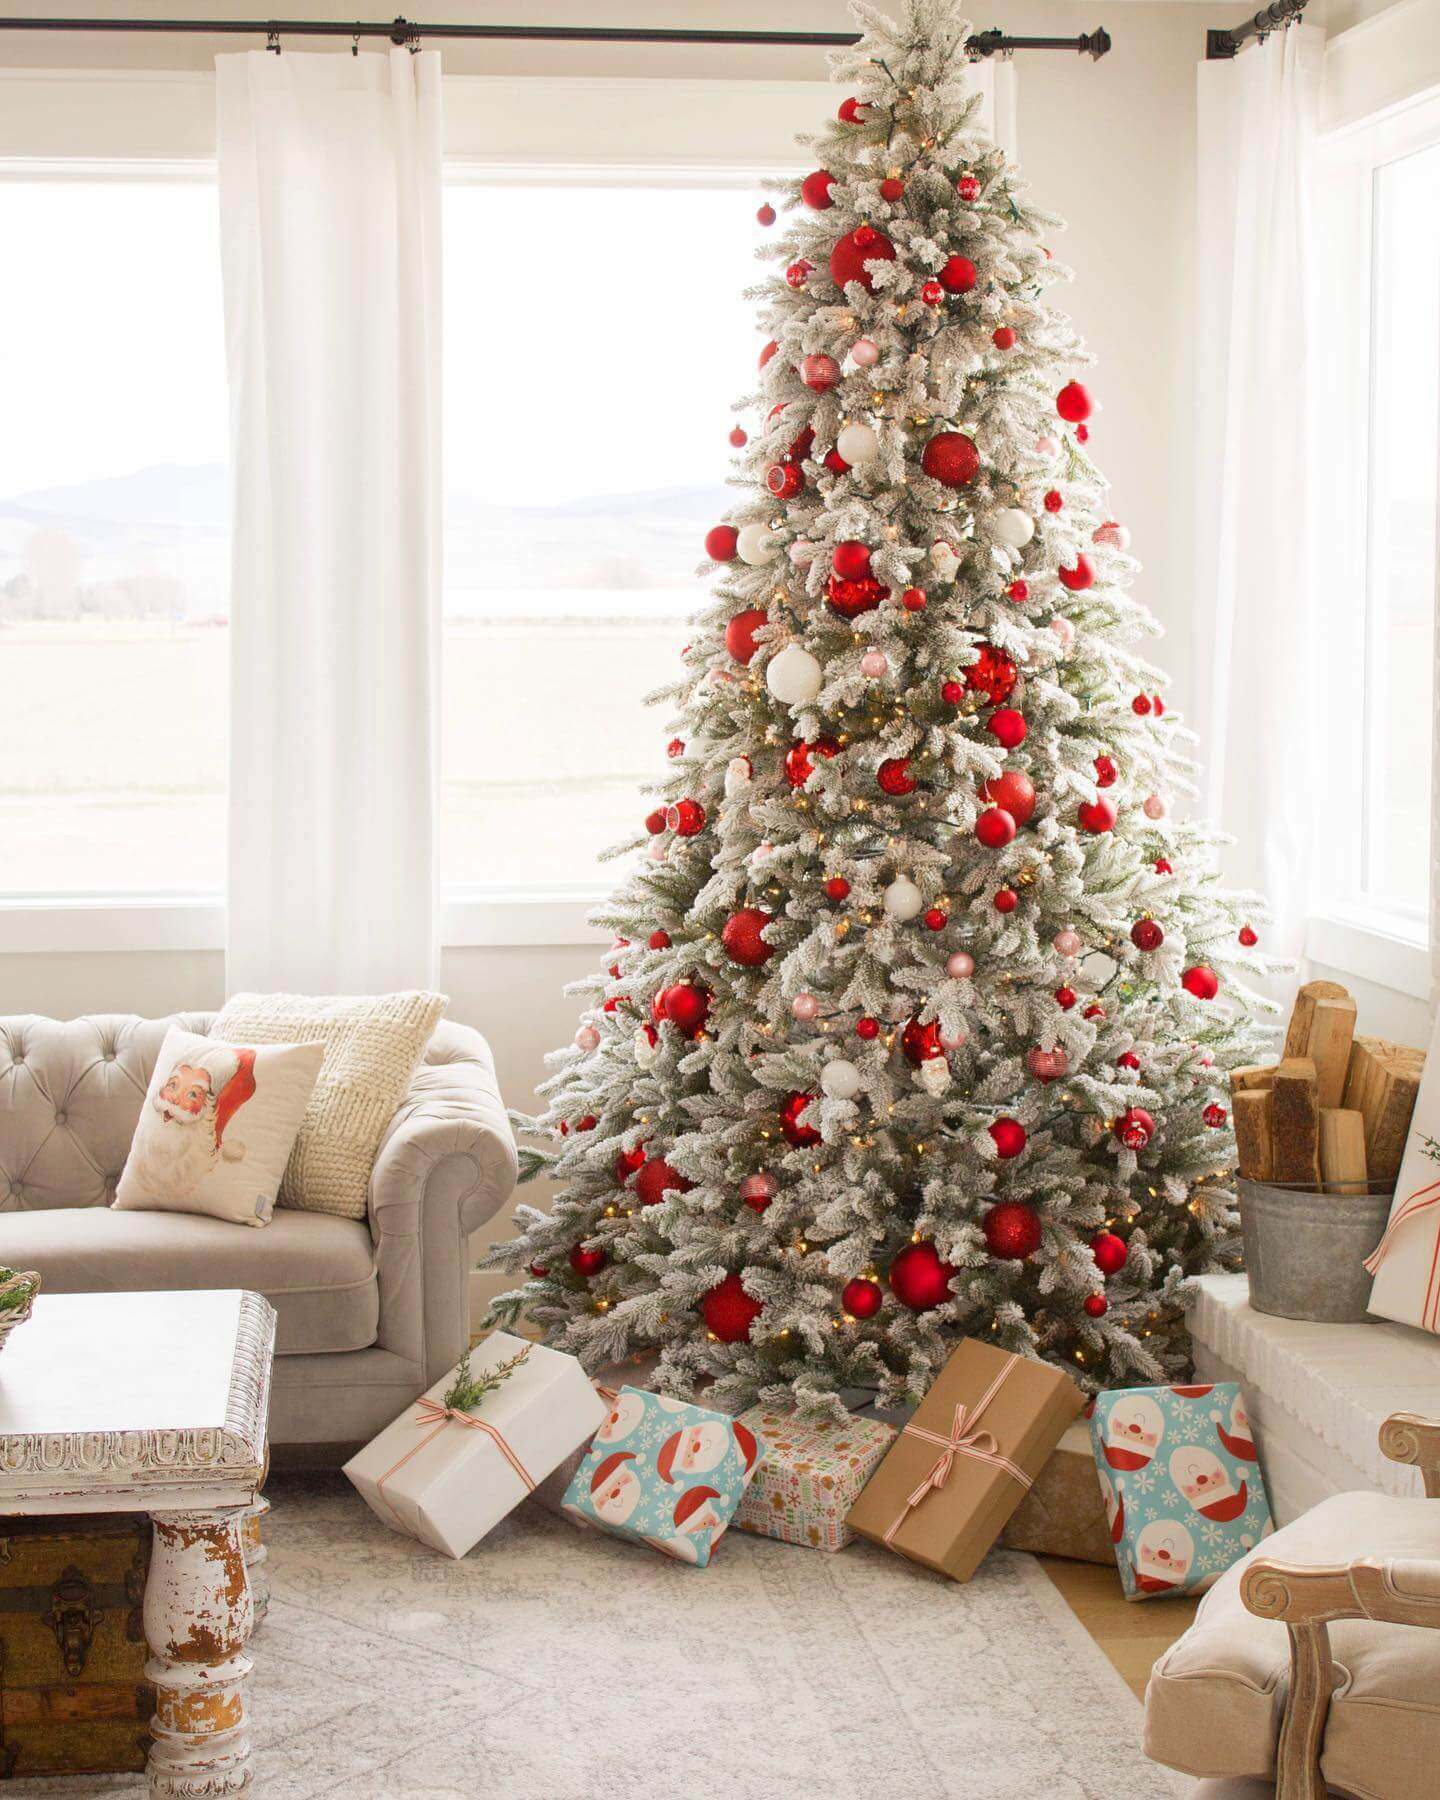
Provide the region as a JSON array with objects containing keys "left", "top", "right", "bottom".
[
  {"left": 992, "top": 509, "right": 1036, "bottom": 549},
  {"left": 724, "top": 756, "right": 753, "bottom": 799},
  {"left": 647, "top": 838, "right": 668, "bottom": 862},
  {"left": 883, "top": 875, "right": 923, "bottom": 921},
  {"left": 737, "top": 521, "right": 779, "bottom": 566},
  {"left": 574, "top": 1024, "right": 600, "bottom": 1052},
  {"left": 836, "top": 422, "right": 881, "bottom": 465},
  {"left": 1035, "top": 434, "right": 1061, "bottom": 459},
  {"left": 1049, "top": 616, "right": 1075, "bottom": 652},
  {"left": 788, "top": 537, "right": 816, "bottom": 567},
  {"left": 821, "top": 1059, "right": 863, "bottom": 1100},
  {"left": 766, "top": 642, "right": 824, "bottom": 706},
  {"left": 929, "top": 541, "right": 960, "bottom": 579},
  {"left": 917, "top": 1056, "right": 952, "bottom": 1097},
  {"left": 634, "top": 1027, "right": 658, "bottom": 1069}
]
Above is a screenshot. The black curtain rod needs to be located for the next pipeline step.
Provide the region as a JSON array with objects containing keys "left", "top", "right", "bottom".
[
  {"left": 1206, "top": 0, "right": 1306, "bottom": 60},
  {"left": 0, "top": 14, "right": 1112, "bottom": 60}
]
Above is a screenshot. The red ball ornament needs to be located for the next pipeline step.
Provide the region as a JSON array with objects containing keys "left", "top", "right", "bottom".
[
  {"left": 1130, "top": 918, "right": 1164, "bottom": 953},
  {"left": 993, "top": 326, "right": 1016, "bottom": 350},
  {"left": 1153, "top": 695, "right": 1165, "bottom": 716},
  {"left": 1113, "top": 1109, "right": 1154, "bottom": 1152},
  {"left": 878, "top": 756, "right": 916, "bottom": 797},
  {"left": 1083, "top": 1002, "right": 1106, "bottom": 1021},
  {"left": 1057, "top": 381, "right": 1094, "bottom": 423},
  {"left": 1094, "top": 755, "right": 1118, "bottom": 787},
  {"left": 921, "top": 279, "right": 945, "bottom": 306},
  {"left": 667, "top": 798, "right": 706, "bottom": 837},
  {"left": 614, "top": 1144, "right": 647, "bottom": 1181},
  {"left": 756, "top": 202, "right": 776, "bottom": 226},
  {"left": 801, "top": 169, "right": 834, "bottom": 210},
  {"left": 1182, "top": 964, "right": 1220, "bottom": 1000},
  {"left": 1117, "top": 1050, "right": 1141, "bottom": 1071},
  {"left": 982, "top": 1201, "right": 1042, "bottom": 1260},
  {"left": 645, "top": 808, "right": 666, "bottom": 835},
  {"left": 826, "top": 574, "right": 888, "bottom": 619},
  {"left": 802, "top": 353, "right": 841, "bottom": 392},
  {"left": 921, "top": 431, "right": 980, "bottom": 488},
  {"left": 530, "top": 1263, "right": 549, "bottom": 1279},
  {"left": 1204, "top": 1102, "right": 1228, "bottom": 1128},
  {"left": 569, "top": 1243, "right": 608, "bottom": 1278},
  {"left": 957, "top": 173, "right": 981, "bottom": 201},
  {"left": 901, "top": 1016, "right": 945, "bottom": 1064},
  {"left": 975, "top": 806, "right": 1017, "bottom": 849},
  {"left": 879, "top": 176, "right": 905, "bottom": 202},
  {"left": 784, "top": 735, "right": 840, "bottom": 789},
  {"left": 939, "top": 254, "right": 977, "bottom": 293},
  {"left": 759, "top": 339, "right": 779, "bottom": 370},
  {"left": 728, "top": 426, "right": 748, "bottom": 448},
  {"left": 888, "top": 1240, "right": 956, "bottom": 1311},
  {"left": 837, "top": 96, "right": 867, "bottom": 123},
  {"left": 1091, "top": 1230, "right": 1128, "bottom": 1275},
  {"left": 1154, "top": 857, "right": 1173, "bottom": 874},
  {"left": 994, "top": 887, "right": 1019, "bottom": 914},
  {"left": 789, "top": 423, "right": 816, "bottom": 460},
  {"left": 721, "top": 907, "right": 775, "bottom": 967},
  {"left": 634, "top": 1157, "right": 692, "bottom": 1208},
  {"left": 825, "top": 876, "right": 851, "bottom": 902},
  {"left": 923, "top": 907, "right": 948, "bottom": 932},
  {"left": 832, "top": 539, "right": 873, "bottom": 580},
  {"left": 1078, "top": 797, "right": 1117, "bottom": 834},
  {"left": 648, "top": 928, "right": 671, "bottom": 950},
  {"left": 1084, "top": 1294, "right": 1109, "bottom": 1319},
  {"left": 982, "top": 769, "right": 1036, "bottom": 826},
  {"left": 989, "top": 1117, "right": 1028, "bottom": 1159},
  {"left": 666, "top": 737, "right": 684, "bottom": 759},
  {"left": 1238, "top": 925, "right": 1259, "bottom": 947},
  {"left": 823, "top": 449, "right": 850, "bottom": 475},
  {"left": 830, "top": 225, "right": 896, "bottom": 292},
  {"left": 965, "top": 643, "right": 1018, "bottom": 705},
  {"left": 662, "top": 982, "right": 711, "bottom": 1038},
  {"left": 780, "top": 1091, "right": 821, "bottom": 1147},
  {"left": 842, "top": 1277, "right": 884, "bottom": 1320},
  {"left": 576, "top": 1116, "right": 597, "bottom": 1132},
  {"left": 741, "top": 1172, "right": 776, "bottom": 1213},
  {"left": 1076, "top": 423, "right": 1090, "bottom": 443},
  {"left": 1054, "top": 985, "right": 1077, "bottom": 1010},
  {"left": 701, "top": 1273, "right": 763, "bottom": 1344},
  {"left": 766, "top": 460, "right": 804, "bottom": 499},
  {"left": 725, "top": 608, "right": 768, "bottom": 665},
  {"left": 785, "top": 259, "right": 813, "bottom": 290},
  {"left": 988, "top": 707, "right": 1027, "bottom": 749},
  {"left": 1058, "top": 554, "right": 1095, "bottom": 592},
  {"left": 705, "top": 524, "right": 738, "bottom": 562},
  {"left": 856, "top": 1016, "right": 880, "bottom": 1040},
  {"left": 1007, "top": 579, "right": 1030, "bottom": 602},
  {"left": 1044, "top": 489, "right": 1064, "bottom": 513},
  {"left": 942, "top": 680, "right": 964, "bottom": 706},
  {"left": 1132, "top": 694, "right": 1153, "bottom": 716},
  {"left": 901, "top": 586, "right": 928, "bottom": 612}
]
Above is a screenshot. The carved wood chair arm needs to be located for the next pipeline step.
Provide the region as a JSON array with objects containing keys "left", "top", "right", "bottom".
[
  {"left": 1380, "top": 1412, "right": 1440, "bottom": 1497},
  {"left": 1243, "top": 1555, "right": 1440, "bottom": 1630}
]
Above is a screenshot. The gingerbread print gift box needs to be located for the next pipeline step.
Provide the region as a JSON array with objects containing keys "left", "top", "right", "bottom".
[
  {"left": 733, "top": 1406, "right": 896, "bottom": 1552},
  {"left": 1089, "top": 1382, "right": 1273, "bottom": 1602},
  {"left": 560, "top": 1386, "right": 765, "bottom": 1567}
]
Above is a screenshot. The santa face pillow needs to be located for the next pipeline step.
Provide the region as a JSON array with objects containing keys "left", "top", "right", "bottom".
[
  {"left": 114, "top": 1027, "right": 323, "bottom": 1227},
  {"left": 560, "top": 1386, "right": 765, "bottom": 1568},
  {"left": 1088, "top": 1382, "right": 1272, "bottom": 1603}
]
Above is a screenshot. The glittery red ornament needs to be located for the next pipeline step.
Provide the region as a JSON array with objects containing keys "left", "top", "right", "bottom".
[
  {"left": 901, "top": 587, "right": 928, "bottom": 612},
  {"left": 957, "top": 173, "right": 981, "bottom": 201},
  {"left": 1131, "top": 918, "right": 1164, "bottom": 953},
  {"left": 842, "top": 1277, "right": 884, "bottom": 1319},
  {"left": 766, "top": 460, "right": 804, "bottom": 499},
  {"left": 825, "top": 876, "right": 851, "bottom": 902},
  {"left": 1078, "top": 797, "right": 1117, "bottom": 834},
  {"left": 1057, "top": 381, "right": 1093, "bottom": 423},
  {"left": 939, "top": 254, "right": 977, "bottom": 292},
  {"left": 662, "top": 982, "right": 711, "bottom": 1038},
  {"left": 1238, "top": 925, "right": 1258, "bottom": 947},
  {"left": 1117, "top": 1050, "right": 1141, "bottom": 1071},
  {"left": 989, "top": 1117, "right": 1028, "bottom": 1159},
  {"left": 826, "top": 573, "right": 889, "bottom": 619},
  {"left": 634, "top": 1157, "right": 692, "bottom": 1208},
  {"left": 645, "top": 809, "right": 667, "bottom": 835},
  {"left": 1113, "top": 1109, "right": 1154, "bottom": 1152},
  {"left": 1091, "top": 1230, "right": 1128, "bottom": 1274},
  {"left": 975, "top": 807, "right": 1016, "bottom": 849},
  {"left": 789, "top": 424, "right": 816, "bottom": 460},
  {"left": 879, "top": 176, "right": 905, "bottom": 201},
  {"left": 988, "top": 708, "right": 1027, "bottom": 749},
  {"left": 832, "top": 540, "right": 873, "bottom": 579},
  {"left": 964, "top": 643, "right": 1018, "bottom": 705},
  {"left": 725, "top": 608, "right": 767, "bottom": 665},
  {"left": 802, "top": 353, "right": 841, "bottom": 392},
  {"left": 569, "top": 1243, "right": 608, "bottom": 1278},
  {"left": 614, "top": 1145, "right": 647, "bottom": 1181},
  {"left": 801, "top": 169, "right": 834, "bottom": 210},
  {"left": 921, "top": 279, "right": 945, "bottom": 306},
  {"left": 721, "top": 907, "right": 775, "bottom": 967},
  {"left": 705, "top": 525, "right": 738, "bottom": 562},
  {"left": 741, "top": 1171, "right": 776, "bottom": 1212},
  {"left": 888, "top": 1240, "right": 956, "bottom": 1310},
  {"left": 994, "top": 887, "right": 1019, "bottom": 914},
  {"left": 856, "top": 1016, "right": 880, "bottom": 1040},
  {"left": 785, "top": 259, "right": 813, "bottom": 289},
  {"left": 1182, "top": 965, "right": 1220, "bottom": 1000},
  {"left": 784, "top": 735, "right": 840, "bottom": 789},
  {"left": 1132, "top": 694, "right": 1153, "bottom": 716},
  {"left": 877, "top": 756, "right": 916, "bottom": 797},
  {"left": 701, "top": 1273, "right": 763, "bottom": 1343},
  {"left": 780, "top": 1091, "right": 821, "bottom": 1147},
  {"left": 1084, "top": 1294, "right": 1109, "bottom": 1318},
  {"left": 667, "top": 798, "right": 706, "bottom": 837},
  {"left": 1054, "top": 985, "right": 1077, "bottom": 1010},
  {"left": 901, "top": 1016, "right": 945, "bottom": 1064},
  {"left": 648, "top": 929, "right": 670, "bottom": 950},
  {"left": 1094, "top": 755, "right": 1117, "bottom": 787},
  {"left": 1044, "top": 489, "right": 1064, "bottom": 513},
  {"left": 830, "top": 225, "right": 896, "bottom": 291},
  {"left": 982, "top": 1201, "right": 1041, "bottom": 1260},
  {"left": 921, "top": 431, "right": 980, "bottom": 488},
  {"left": 982, "top": 769, "right": 1035, "bottom": 826},
  {"left": 1204, "top": 1103, "right": 1228, "bottom": 1128},
  {"left": 1058, "top": 554, "right": 1095, "bottom": 592},
  {"left": 666, "top": 738, "right": 684, "bottom": 760}
]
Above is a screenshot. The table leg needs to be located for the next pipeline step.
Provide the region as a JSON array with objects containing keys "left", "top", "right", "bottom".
[
  {"left": 143, "top": 1508, "right": 255, "bottom": 1797},
  {"left": 241, "top": 1496, "right": 270, "bottom": 1628}
]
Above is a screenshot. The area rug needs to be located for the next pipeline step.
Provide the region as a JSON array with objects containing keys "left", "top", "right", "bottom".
[{"left": 19, "top": 1474, "right": 1188, "bottom": 1799}]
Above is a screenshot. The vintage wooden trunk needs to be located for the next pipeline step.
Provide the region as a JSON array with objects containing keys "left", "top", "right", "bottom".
[{"left": 0, "top": 1512, "right": 153, "bottom": 1779}]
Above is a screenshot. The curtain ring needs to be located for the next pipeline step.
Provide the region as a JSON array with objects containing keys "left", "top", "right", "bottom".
[
  {"left": 352, "top": 25, "right": 361, "bottom": 55},
  {"left": 407, "top": 25, "right": 421, "bottom": 54},
  {"left": 266, "top": 26, "right": 281, "bottom": 54}
]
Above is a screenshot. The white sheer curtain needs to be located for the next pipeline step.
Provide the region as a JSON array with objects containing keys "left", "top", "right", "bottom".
[
  {"left": 1193, "top": 25, "right": 1323, "bottom": 960},
  {"left": 216, "top": 48, "right": 442, "bottom": 994}
]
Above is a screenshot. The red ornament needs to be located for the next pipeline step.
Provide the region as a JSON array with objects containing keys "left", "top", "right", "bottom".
[
  {"left": 1054, "top": 985, "right": 1077, "bottom": 1010},
  {"left": 648, "top": 928, "right": 671, "bottom": 950},
  {"left": 989, "top": 1117, "right": 1028, "bottom": 1159},
  {"left": 759, "top": 339, "right": 779, "bottom": 370},
  {"left": 939, "top": 254, "right": 977, "bottom": 293},
  {"left": 982, "top": 769, "right": 1036, "bottom": 826},
  {"left": 766, "top": 460, "right": 804, "bottom": 499},
  {"left": 957, "top": 173, "right": 981, "bottom": 201},
  {"left": 634, "top": 1157, "right": 692, "bottom": 1208},
  {"left": 921, "top": 431, "right": 980, "bottom": 488},
  {"left": 975, "top": 806, "right": 1017, "bottom": 849},
  {"left": 921, "top": 279, "right": 945, "bottom": 306},
  {"left": 842, "top": 1277, "right": 884, "bottom": 1320},
  {"left": 1154, "top": 857, "right": 1173, "bottom": 874},
  {"left": 1238, "top": 924, "right": 1259, "bottom": 947},
  {"left": 1078, "top": 797, "right": 1117, "bottom": 834},
  {"left": 569, "top": 1243, "right": 608, "bottom": 1278},
  {"left": 830, "top": 226, "right": 896, "bottom": 292},
  {"left": 993, "top": 326, "right": 1016, "bottom": 350},
  {"left": 1182, "top": 965, "right": 1220, "bottom": 1000},
  {"left": 728, "top": 426, "right": 748, "bottom": 448},
  {"left": 879, "top": 176, "right": 905, "bottom": 202},
  {"left": 741, "top": 1172, "right": 775, "bottom": 1213},
  {"left": 1204, "top": 1103, "right": 1228, "bottom": 1128},
  {"left": 1130, "top": 918, "right": 1164, "bottom": 953},
  {"left": 701, "top": 1273, "right": 763, "bottom": 1344},
  {"left": 901, "top": 1016, "right": 945, "bottom": 1064},
  {"left": 993, "top": 887, "right": 1019, "bottom": 914},
  {"left": 1083, "top": 1002, "right": 1106, "bottom": 1021},
  {"left": 801, "top": 169, "right": 834, "bottom": 210},
  {"left": 725, "top": 608, "right": 768, "bottom": 665},
  {"left": 888, "top": 1240, "right": 956, "bottom": 1311},
  {"left": 662, "top": 982, "right": 711, "bottom": 1038},
  {"left": 1076, "top": 423, "right": 1090, "bottom": 443},
  {"left": 1057, "top": 381, "right": 1093, "bottom": 423},
  {"left": 705, "top": 524, "right": 738, "bottom": 562},
  {"left": 878, "top": 756, "right": 916, "bottom": 797},
  {"left": 721, "top": 907, "right": 775, "bottom": 967},
  {"left": 832, "top": 539, "right": 873, "bottom": 579},
  {"left": 802, "top": 353, "right": 841, "bottom": 392},
  {"left": 1132, "top": 694, "right": 1153, "bottom": 716},
  {"left": 667, "top": 798, "right": 706, "bottom": 837},
  {"left": 789, "top": 424, "right": 816, "bottom": 460},
  {"left": 923, "top": 907, "right": 948, "bottom": 932},
  {"left": 614, "top": 1144, "right": 647, "bottom": 1181},
  {"left": 901, "top": 586, "right": 928, "bottom": 612},
  {"left": 965, "top": 643, "right": 1018, "bottom": 705},
  {"left": 988, "top": 708, "right": 1027, "bottom": 749},
  {"left": 982, "top": 1201, "right": 1042, "bottom": 1260},
  {"left": 1007, "top": 579, "right": 1029, "bottom": 602},
  {"left": 1094, "top": 755, "right": 1117, "bottom": 787},
  {"left": 1091, "top": 1230, "right": 1128, "bottom": 1275},
  {"left": 1117, "top": 1051, "right": 1141, "bottom": 1071},
  {"left": 1058, "top": 554, "right": 1095, "bottom": 592},
  {"left": 645, "top": 808, "right": 666, "bottom": 835},
  {"left": 637, "top": 1023, "right": 658, "bottom": 1056},
  {"left": 1113, "top": 1109, "right": 1154, "bottom": 1152},
  {"left": 576, "top": 1116, "right": 597, "bottom": 1132},
  {"left": 837, "top": 96, "right": 868, "bottom": 123},
  {"left": 1153, "top": 695, "right": 1165, "bottom": 716},
  {"left": 826, "top": 574, "right": 888, "bottom": 619},
  {"left": 1084, "top": 1294, "right": 1109, "bottom": 1319},
  {"left": 856, "top": 1016, "right": 880, "bottom": 1040},
  {"left": 823, "top": 448, "right": 850, "bottom": 475},
  {"left": 784, "top": 735, "right": 840, "bottom": 789},
  {"left": 756, "top": 202, "right": 776, "bottom": 226},
  {"left": 780, "top": 1091, "right": 821, "bottom": 1147},
  {"left": 785, "top": 259, "right": 813, "bottom": 290},
  {"left": 666, "top": 737, "right": 684, "bottom": 759},
  {"left": 530, "top": 1263, "right": 549, "bottom": 1279},
  {"left": 942, "top": 680, "right": 964, "bottom": 705},
  {"left": 825, "top": 876, "right": 851, "bottom": 902}
]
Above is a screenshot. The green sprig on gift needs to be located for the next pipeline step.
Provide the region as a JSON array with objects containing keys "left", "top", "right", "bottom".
[
  {"left": 0, "top": 1269, "right": 39, "bottom": 1316},
  {"left": 443, "top": 1342, "right": 531, "bottom": 1413}
]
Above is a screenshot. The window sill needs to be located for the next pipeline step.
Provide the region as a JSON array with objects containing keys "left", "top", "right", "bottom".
[{"left": 1305, "top": 905, "right": 1430, "bottom": 1001}]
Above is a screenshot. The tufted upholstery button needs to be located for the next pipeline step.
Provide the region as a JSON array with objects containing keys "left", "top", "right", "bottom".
[{"left": 53, "top": 1111, "right": 66, "bottom": 1127}]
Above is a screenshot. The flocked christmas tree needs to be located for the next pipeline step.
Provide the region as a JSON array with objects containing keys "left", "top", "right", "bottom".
[{"left": 486, "top": 0, "right": 1278, "bottom": 1414}]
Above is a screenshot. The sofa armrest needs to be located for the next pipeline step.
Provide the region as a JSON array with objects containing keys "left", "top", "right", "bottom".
[
  {"left": 366, "top": 1022, "right": 519, "bottom": 1386},
  {"left": 1381, "top": 1411, "right": 1440, "bottom": 1498}
]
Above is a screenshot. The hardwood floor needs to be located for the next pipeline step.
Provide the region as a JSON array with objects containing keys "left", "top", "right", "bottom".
[{"left": 1037, "top": 1556, "right": 1201, "bottom": 1699}]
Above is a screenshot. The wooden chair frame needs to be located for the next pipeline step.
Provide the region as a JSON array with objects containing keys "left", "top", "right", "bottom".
[{"left": 1238, "top": 1412, "right": 1440, "bottom": 1800}]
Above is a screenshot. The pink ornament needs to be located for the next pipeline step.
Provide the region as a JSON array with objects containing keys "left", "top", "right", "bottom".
[
  {"left": 860, "top": 649, "right": 889, "bottom": 678},
  {"left": 574, "top": 1024, "right": 601, "bottom": 1052},
  {"left": 1053, "top": 928, "right": 1082, "bottom": 958},
  {"left": 850, "top": 337, "right": 880, "bottom": 368},
  {"left": 946, "top": 950, "right": 975, "bottom": 979},
  {"left": 788, "top": 537, "right": 816, "bottom": 567},
  {"left": 1049, "top": 617, "right": 1075, "bottom": 651},
  {"left": 802, "top": 353, "right": 840, "bottom": 392},
  {"left": 1143, "top": 793, "right": 1168, "bottom": 821},
  {"left": 792, "top": 993, "right": 820, "bottom": 1021},
  {"left": 752, "top": 841, "right": 774, "bottom": 863},
  {"left": 1027, "top": 1045, "right": 1070, "bottom": 1082},
  {"left": 647, "top": 839, "right": 668, "bottom": 862},
  {"left": 940, "top": 1025, "right": 968, "bottom": 1051},
  {"left": 1035, "top": 434, "right": 1061, "bottom": 458},
  {"left": 1093, "top": 519, "right": 1131, "bottom": 550},
  {"left": 741, "top": 1171, "right": 777, "bottom": 1203}
]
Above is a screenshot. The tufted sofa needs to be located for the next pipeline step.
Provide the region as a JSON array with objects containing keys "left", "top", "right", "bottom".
[{"left": 0, "top": 1013, "right": 519, "bottom": 1460}]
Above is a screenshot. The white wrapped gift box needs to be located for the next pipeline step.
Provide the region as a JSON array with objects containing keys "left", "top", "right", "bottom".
[
  {"left": 1365, "top": 1020, "right": 1440, "bottom": 1333},
  {"left": 345, "top": 1331, "right": 606, "bottom": 1558}
]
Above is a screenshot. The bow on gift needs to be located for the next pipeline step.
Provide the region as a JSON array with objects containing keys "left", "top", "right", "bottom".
[
  {"left": 1364, "top": 1174, "right": 1440, "bottom": 1331},
  {"left": 375, "top": 1395, "right": 536, "bottom": 1527},
  {"left": 883, "top": 1356, "right": 1032, "bottom": 1547}
]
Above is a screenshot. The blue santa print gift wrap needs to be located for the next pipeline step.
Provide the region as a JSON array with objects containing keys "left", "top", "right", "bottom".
[
  {"left": 1089, "top": 1382, "right": 1272, "bottom": 1602},
  {"left": 560, "top": 1386, "right": 765, "bottom": 1567}
]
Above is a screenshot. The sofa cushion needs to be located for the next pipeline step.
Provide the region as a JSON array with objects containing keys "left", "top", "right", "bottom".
[
  {"left": 0, "top": 1204, "right": 378, "bottom": 1356},
  {"left": 1145, "top": 1491, "right": 1440, "bottom": 1797}
]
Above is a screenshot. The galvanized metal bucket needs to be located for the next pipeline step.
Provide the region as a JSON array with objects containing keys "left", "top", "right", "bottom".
[{"left": 1239, "top": 1178, "right": 1395, "bottom": 1323}]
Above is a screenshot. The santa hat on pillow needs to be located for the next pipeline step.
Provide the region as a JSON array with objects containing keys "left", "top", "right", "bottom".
[{"left": 190, "top": 1045, "right": 257, "bottom": 1152}]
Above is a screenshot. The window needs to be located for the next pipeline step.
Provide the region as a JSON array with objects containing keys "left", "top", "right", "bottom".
[
  {"left": 441, "top": 180, "right": 770, "bottom": 894},
  {"left": 0, "top": 178, "right": 229, "bottom": 900}
]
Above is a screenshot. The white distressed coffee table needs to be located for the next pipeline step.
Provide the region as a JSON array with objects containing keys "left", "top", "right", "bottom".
[{"left": 0, "top": 1288, "right": 275, "bottom": 1796}]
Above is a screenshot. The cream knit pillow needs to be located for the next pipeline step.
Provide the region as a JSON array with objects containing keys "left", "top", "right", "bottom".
[{"left": 211, "top": 991, "right": 447, "bottom": 1220}]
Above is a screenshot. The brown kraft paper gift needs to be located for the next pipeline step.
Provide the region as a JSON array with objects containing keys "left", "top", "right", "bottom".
[{"left": 846, "top": 1338, "right": 1085, "bottom": 1581}]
